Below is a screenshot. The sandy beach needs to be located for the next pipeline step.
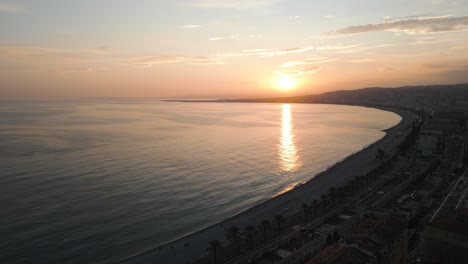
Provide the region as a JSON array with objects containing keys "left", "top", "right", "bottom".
[{"left": 119, "top": 107, "right": 415, "bottom": 264}]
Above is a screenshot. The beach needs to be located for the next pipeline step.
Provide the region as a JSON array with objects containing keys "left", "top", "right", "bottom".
[{"left": 120, "top": 107, "right": 414, "bottom": 264}]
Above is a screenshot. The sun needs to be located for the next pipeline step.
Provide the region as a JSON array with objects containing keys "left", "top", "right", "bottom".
[{"left": 275, "top": 75, "right": 297, "bottom": 90}]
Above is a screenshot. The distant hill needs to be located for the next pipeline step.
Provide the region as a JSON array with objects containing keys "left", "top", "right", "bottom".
[{"left": 216, "top": 83, "right": 468, "bottom": 112}]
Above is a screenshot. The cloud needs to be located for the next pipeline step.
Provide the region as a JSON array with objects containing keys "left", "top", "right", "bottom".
[
  {"left": 121, "top": 56, "right": 224, "bottom": 66},
  {"left": 0, "top": 2, "right": 26, "bottom": 13},
  {"left": 181, "top": 24, "right": 203, "bottom": 29},
  {"left": 326, "top": 15, "right": 468, "bottom": 36},
  {"left": 410, "top": 36, "right": 440, "bottom": 45},
  {"left": 275, "top": 66, "right": 321, "bottom": 77},
  {"left": 349, "top": 58, "right": 376, "bottom": 63},
  {"left": 191, "top": 0, "right": 281, "bottom": 9},
  {"left": 280, "top": 57, "right": 337, "bottom": 68},
  {"left": 218, "top": 43, "right": 362, "bottom": 57},
  {"left": 301, "top": 66, "right": 321, "bottom": 74},
  {"left": 61, "top": 67, "right": 107, "bottom": 74},
  {"left": 289, "top": 16, "right": 301, "bottom": 20},
  {"left": 208, "top": 37, "right": 222, "bottom": 41},
  {"left": 247, "top": 34, "right": 262, "bottom": 38},
  {"left": 451, "top": 44, "right": 468, "bottom": 49},
  {"left": 0, "top": 45, "right": 105, "bottom": 65}
]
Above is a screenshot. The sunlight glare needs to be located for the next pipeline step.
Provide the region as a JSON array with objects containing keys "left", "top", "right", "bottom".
[{"left": 275, "top": 75, "right": 297, "bottom": 90}]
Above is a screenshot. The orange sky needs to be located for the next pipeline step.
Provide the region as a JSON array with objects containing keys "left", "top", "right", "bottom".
[{"left": 1, "top": 0, "right": 468, "bottom": 99}]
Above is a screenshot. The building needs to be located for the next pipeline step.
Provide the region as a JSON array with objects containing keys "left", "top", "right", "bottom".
[
  {"left": 304, "top": 242, "right": 378, "bottom": 264},
  {"left": 423, "top": 208, "right": 468, "bottom": 264},
  {"left": 418, "top": 130, "right": 443, "bottom": 156},
  {"left": 350, "top": 212, "right": 408, "bottom": 264}
]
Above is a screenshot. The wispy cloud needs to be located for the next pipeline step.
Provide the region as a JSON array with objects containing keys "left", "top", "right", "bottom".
[
  {"left": 191, "top": 0, "right": 281, "bottom": 9},
  {"left": 218, "top": 43, "right": 362, "bottom": 57},
  {"left": 326, "top": 15, "right": 468, "bottom": 36},
  {"left": 121, "top": 56, "right": 224, "bottom": 66},
  {"left": 280, "top": 57, "right": 337, "bottom": 68},
  {"left": 208, "top": 37, "right": 222, "bottom": 41},
  {"left": 0, "top": 2, "right": 26, "bottom": 13},
  {"left": 181, "top": 24, "right": 203, "bottom": 29},
  {"left": 348, "top": 58, "right": 376, "bottom": 63},
  {"left": 61, "top": 67, "right": 107, "bottom": 75},
  {"left": 0, "top": 45, "right": 106, "bottom": 64},
  {"left": 451, "top": 44, "right": 468, "bottom": 49},
  {"left": 289, "top": 16, "right": 301, "bottom": 20},
  {"left": 410, "top": 36, "right": 440, "bottom": 44},
  {"left": 275, "top": 66, "right": 321, "bottom": 77}
]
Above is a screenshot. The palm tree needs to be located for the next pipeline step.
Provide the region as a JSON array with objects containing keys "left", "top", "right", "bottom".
[
  {"left": 259, "top": 220, "right": 271, "bottom": 241},
  {"left": 206, "top": 240, "right": 222, "bottom": 264},
  {"left": 350, "top": 179, "right": 358, "bottom": 194},
  {"left": 329, "top": 187, "right": 337, "bottom": 208},
  {"left": 312, "top": 200, "right": 319, "bottom": 217},
  {"left": 244, "top": 225, "right": 255, "bottom": 249},
  {"left": 226, "top": 225, "right": 240, "bottom": 256},
  {"left": 301, "top": 203, "right": 309, "bottom": 221},
  {"left": 320, "top": 194, "right": 328, "bottom": 211},
  {"left": 274, "top": 214, "right": 285, "bottom": 236}
]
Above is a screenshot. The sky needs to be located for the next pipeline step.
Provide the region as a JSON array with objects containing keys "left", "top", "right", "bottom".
[{"left": 1, "top": 0, "right": 468, "bottom": 99}]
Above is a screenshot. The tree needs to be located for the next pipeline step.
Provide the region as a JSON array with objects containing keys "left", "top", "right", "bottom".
[
  {"left": 259, "top": 220, "right": 271, "bottom": 241},
  {"left": 301, "top": 203, "right": 309, "bottom": 221},
  {"left": 274, "top": 214, "right": 285, "bottom": 236},
  {"left": 312, "top": 200, "right": 319, "bottom": 217},
  {"left": 328, "top": 187, "right": 337, "bottom": 208},
  {"left": 206, "top": 240, "right": 222, "bottom": 264},
  {"left": 226, "top": 225, "right": 240, "bottom": 256},
  {"left": 320, "top": 194, "right": 328, "bottom": 211},
  {"left": 244, "top": 225, "right": 255, "bottom": 249}
]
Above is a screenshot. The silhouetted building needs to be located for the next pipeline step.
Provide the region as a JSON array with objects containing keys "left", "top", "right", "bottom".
[
  {"left": 423, "top": 208, "right": 468, "bottom": 264},
  {"left": 305, "top": 242, "right": 378, "bottom": 264},
  {"left": 350, "top": 212, "right": 408, "bottom": 264}
]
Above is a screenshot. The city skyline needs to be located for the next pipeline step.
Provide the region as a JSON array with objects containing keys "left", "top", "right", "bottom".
[{"left": 1, "top": 0, "right": 468, "bottom": 99}]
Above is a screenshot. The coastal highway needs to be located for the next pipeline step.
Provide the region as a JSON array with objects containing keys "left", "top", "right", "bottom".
[{"left": 226, "top": 149, "right": 420, "bottom": 264}]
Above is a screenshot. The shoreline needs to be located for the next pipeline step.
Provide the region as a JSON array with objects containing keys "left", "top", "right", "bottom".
[{"left": 119, "top": 105, "right": 414, "bottom": 264}]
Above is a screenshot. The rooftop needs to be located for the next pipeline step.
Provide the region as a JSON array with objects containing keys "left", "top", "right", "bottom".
[
  {"left": 305, "top": 243, "right": 376, "bottom": 264},
  {"left": 429, "top": 208, "right": 468, "bottom": 238},
  {"left": 352, "top": 213, "right": 407, "bottom": 243}
]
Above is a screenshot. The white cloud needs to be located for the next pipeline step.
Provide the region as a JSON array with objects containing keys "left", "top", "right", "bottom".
[
  {"left": 208, "top": 37, "right": 222, "bottom": 41},
  {"left": 275, "top": 66, "right": 321, "bottom": 77},
  {"left": 218, "top": 44, "right": 362, "bottom": 58},
  {"left": 121, "top": 56, "right": 224, "bottom": 66},
  {"left": 451, "top": 44, "right": 468, "bottom": 49},
  {"left": 327, "top": 15, "right": 468, "bottom": 35},
  {"left": 280, "top": 57, "right": 337, "bottom": 68},
  {"left": 181, "top": 24, "right": 203, "bottom": 29}
]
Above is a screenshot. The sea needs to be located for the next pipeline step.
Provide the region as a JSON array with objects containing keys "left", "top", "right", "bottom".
[{"left": 0, "top": 100, "right": 401, "bottom": 263}]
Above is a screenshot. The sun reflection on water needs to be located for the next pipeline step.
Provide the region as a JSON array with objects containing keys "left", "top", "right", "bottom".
[{"left": 279, "top": 104, "right": 301, "bottom": 172}]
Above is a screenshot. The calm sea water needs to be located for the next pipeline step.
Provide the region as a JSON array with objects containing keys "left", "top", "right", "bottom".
[{"left": 0, "top": 100, "right": 400, "bottom": 263}]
